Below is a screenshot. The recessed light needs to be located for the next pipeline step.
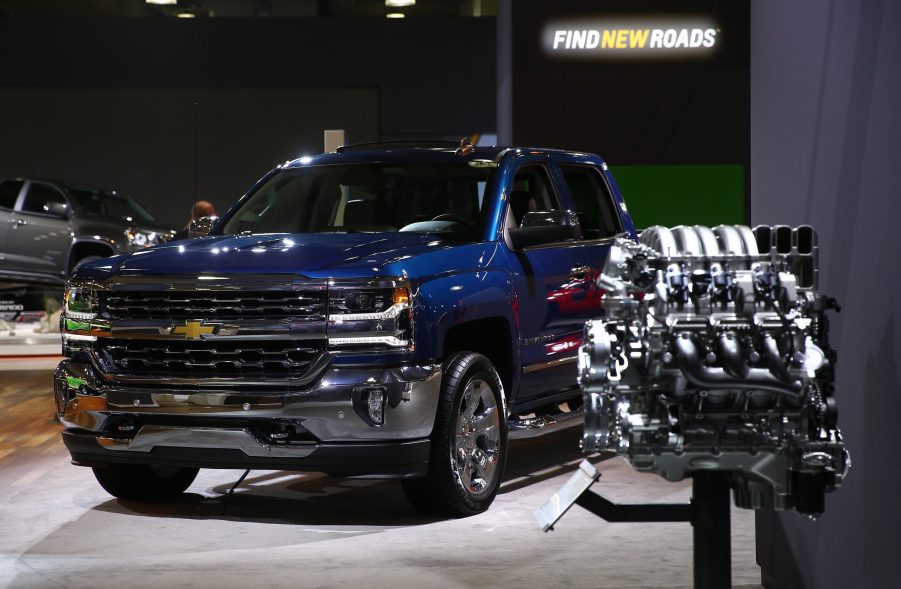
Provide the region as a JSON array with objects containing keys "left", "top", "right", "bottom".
[
  {"left": 146, "top": 0, "right": 178, "bottom": 5},
  {"left": 176, "top": 12, "right": 196, "bottom": 18},
  {"left": 386, "top": 0, "right": 415, "bottom": 7},
  {"left": 386, "top": 12, "right": 405, "bottom": 19}
]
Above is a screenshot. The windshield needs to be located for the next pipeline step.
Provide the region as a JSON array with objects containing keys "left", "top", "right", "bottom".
[
  {"left": 220, "top": 163, "right": 496, "bottom": 240},
  {"left": 68, "top": 189, "right": 158, "bottom": 224}
]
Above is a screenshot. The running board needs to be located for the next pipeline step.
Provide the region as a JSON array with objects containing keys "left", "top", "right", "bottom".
[{"left": 508, "top": 407, "right": 584, "bottom": 439}]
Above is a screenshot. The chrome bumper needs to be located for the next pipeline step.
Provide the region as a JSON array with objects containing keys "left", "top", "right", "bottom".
[{"left": 56, "top": 359, "right": 441, "bottom": 474}]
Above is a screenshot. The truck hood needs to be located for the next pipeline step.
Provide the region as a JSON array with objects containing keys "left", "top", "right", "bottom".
[{"left": 101, "top": 232, "right": 459, "bottom": 279}]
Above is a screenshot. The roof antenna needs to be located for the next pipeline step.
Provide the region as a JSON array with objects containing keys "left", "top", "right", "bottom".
[{"left": 456, "top": 137, "right": 475, "bottom": 156}]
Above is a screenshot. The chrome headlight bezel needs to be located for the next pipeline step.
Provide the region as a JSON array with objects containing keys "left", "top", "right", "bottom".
[
  {"left": 327, "top": 278, "right": 413, "bottom": 349},
  {"left": 62, "top": 281, "right": 109, "bottom": 348},
  {"left": 64, "top": 284, "right": 99, "bottom": 321}
]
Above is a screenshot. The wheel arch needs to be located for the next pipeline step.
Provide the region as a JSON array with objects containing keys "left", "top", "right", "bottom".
[
  {"left": 68, "top": 239, "right": 116, "bottom": 274},
  {"left": 440, "top": 317, "right": 517, "bottom": 408},
  {"left": 413, "top": 271, "right": 521, "bottom": 401}
]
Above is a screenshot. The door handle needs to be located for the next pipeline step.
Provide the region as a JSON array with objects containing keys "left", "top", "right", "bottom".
[{"left": 570, "top": 265, "right": 593, "bottom": 280}]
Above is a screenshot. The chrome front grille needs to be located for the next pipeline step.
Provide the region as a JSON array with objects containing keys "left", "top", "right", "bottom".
[
  {"left": 101, "top": 338, "right": 325, "bottom": 378},
  {"left": 101, "top": 291, "right": 326, "bottom": 321}
]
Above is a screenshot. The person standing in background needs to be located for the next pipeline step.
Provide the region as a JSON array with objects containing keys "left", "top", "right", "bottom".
[{"left": 172, "top": 200, "right": 217, "bottom": 240}]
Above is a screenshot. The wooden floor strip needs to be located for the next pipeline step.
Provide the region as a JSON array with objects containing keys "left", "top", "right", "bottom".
[{"left": 0, "top": 371, "right": 64, "bottom": 473}]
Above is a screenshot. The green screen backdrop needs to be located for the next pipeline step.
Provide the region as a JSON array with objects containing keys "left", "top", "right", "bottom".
[{"left": 609, "top": 164, "right": 746, "bottom": 230}]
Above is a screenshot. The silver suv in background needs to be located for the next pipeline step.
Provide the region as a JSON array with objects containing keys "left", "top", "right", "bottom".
[{"left": 0, "top": 178, "right": 176, "bottom": 284}]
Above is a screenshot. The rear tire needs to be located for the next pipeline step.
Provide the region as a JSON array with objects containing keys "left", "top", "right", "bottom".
[
  {"left": 92, "top": 464, "right": 198, "bottom": 501},
  {"left": 402, "top": 352, "right": 507, "bottom": 517}
]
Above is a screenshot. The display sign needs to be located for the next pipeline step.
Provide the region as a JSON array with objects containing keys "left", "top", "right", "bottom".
[
  {"left": 0, "top": 287, "right": 28, "bottom": 322},
  {"left": 544, "top": 18, "right": 720, "bottom": 59},
  {"left": 0, "top": 284, "right": 59, "bottom": 323},
  {"left": 507, "top": 0, "right": 749, "bottom": 226}
]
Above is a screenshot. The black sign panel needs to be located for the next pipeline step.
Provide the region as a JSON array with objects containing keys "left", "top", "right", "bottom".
[{"left": 510, "top": 0, "right": 749, "bottom": 167}]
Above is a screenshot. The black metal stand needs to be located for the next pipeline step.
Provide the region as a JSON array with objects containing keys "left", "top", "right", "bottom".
[
  {"left": 691, "top": 472, "right": 732, "bottom": 589},
  {"left": 573, "top": 471, "right": 732, "bottom": 589}
]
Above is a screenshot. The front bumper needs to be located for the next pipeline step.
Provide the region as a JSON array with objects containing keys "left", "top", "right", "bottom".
[{"left": 55, "top": 359, "right": 442, "bottom": 478}]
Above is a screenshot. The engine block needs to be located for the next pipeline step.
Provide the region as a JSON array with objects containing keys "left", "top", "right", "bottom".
[{"left": 579, "top": 225, "right": 849, "bottom": 516}]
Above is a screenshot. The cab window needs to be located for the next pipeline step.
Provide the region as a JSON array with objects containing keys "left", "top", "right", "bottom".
[
  {"left": 0, "top": 180, "right": 23, "bottom": 210},
  {"left": 508, "top": 165, "right": 559, "bottom": 227},
  {"left": 559, "top": 165, "right": 621, "bottom": 239},
  {"left": 22, "top": 183, "right": 67, "bottom": 215}
]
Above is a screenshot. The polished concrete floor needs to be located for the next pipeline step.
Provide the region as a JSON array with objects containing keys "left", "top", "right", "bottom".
[{"left": 0, "top": 371, "right": 762, "bottom": 589}]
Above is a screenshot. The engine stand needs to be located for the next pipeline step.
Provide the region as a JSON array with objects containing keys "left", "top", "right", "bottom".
[
  {"left": 690, "top": 471, "right": 732, "bottom": 589},
  {"left": 534, "top": 461, "right": 733, "bottom": 589}
]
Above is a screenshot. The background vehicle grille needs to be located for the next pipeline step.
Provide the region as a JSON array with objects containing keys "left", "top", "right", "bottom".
[
  {"left": 101, "top": 338, "right": 325, "bottom": 378},
  {"left": 101, "top": 291, "right": 326, "bottom": 321}
]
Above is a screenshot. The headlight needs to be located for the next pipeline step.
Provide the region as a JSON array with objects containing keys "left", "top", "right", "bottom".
[
  {"left": 64, "top": 286, "right": 98, "bottom": 321},
  {"left": 127, "top": 230, "right": 159, "bottom": 248},
  {"left": 327, "top": 279, "right": 413, "bottom": 349},
  {"left": 62, "top": 283, "right": 108, "bottom": 347}
]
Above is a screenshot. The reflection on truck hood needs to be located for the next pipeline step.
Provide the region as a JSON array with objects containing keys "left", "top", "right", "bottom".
[{"left": 105, "top": 232, "right": 460, "bottom": 279}]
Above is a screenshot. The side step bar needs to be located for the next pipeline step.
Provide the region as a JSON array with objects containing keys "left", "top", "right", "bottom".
[{"left": 508, "top": 406, "right": 583, "bottom": 439}]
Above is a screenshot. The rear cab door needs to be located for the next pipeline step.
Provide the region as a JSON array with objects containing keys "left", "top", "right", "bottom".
[{"left": 550, "top": 155, "right": 636, "bottom": 303}]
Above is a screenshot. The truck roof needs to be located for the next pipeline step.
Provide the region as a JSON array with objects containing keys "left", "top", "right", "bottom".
[{"left": 281, "top": 144, "right": 602, "bottom": 169}]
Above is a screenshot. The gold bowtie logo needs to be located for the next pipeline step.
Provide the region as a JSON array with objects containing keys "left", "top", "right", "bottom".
[{"left": 173, "top": 320, "right": 215, "bottom": 339}]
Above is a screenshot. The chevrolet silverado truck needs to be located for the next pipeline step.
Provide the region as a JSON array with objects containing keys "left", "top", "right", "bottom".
[{"left": 55, "top": 141, "right": 637, "bottom": 516}]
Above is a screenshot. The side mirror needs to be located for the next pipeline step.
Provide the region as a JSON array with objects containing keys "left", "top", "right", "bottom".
[
  {"left": 189, "top": 215, "right": 219, "bottom": 238},
  {"left": 507, "top": 210, "right": 582, "bottom": 250},
  {"left": 44, "top": 202, "right": 70, "bottom": 218}
]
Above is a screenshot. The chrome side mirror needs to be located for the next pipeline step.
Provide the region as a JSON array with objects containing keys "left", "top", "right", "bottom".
[
  {"left": 507, "top": 210, "right": 582, "bottom": 250},
  {"left": 189, "top": 215, "right": 219, "bottom": 238}
]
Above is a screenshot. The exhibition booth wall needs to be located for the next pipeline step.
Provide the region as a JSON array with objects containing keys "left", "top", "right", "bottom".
[
  {"left": 0, "top": 86, "right": 378, "bottom": 229},
  {"left": 0, "top": 16, "right": 496, "bottom": 226},
  {"left": 751, "top": 0, "right": 901, "bottom": 587}
]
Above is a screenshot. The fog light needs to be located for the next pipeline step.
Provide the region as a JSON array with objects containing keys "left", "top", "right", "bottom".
[{"left": 366, "top": 387, "right": 386, "bottom": 426}]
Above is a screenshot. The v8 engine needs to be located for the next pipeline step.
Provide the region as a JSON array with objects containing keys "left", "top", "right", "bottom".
[{"left": 579, "top": 225, "right": 849, "bottom": 516}]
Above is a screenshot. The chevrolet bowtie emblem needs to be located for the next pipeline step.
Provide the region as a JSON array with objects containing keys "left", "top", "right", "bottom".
[{"left": 173, "top": 320, "right": 215, "bottom": 339}]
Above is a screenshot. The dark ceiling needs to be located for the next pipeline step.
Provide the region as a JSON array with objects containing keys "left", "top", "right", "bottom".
[{"left": 0, "top": 0, "right": 496, "bottom": 18}]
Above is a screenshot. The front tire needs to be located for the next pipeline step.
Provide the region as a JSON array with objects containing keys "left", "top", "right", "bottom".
[
  {"left": 402, "top": 352, "right": 507, "bottom": 517},
  {"left": 92, "top": 464, "right": 198, "bottom": 501}
]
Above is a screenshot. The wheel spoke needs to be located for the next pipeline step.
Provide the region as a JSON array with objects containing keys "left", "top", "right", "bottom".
[
  {"left": 471, "top": 408, "right": 498, "bottom": 437},
  {"left": 471, "top": 447, "right": 496, "bottom": 481},
  {"left": 458, "top": 460, "right": 473, "bottom": 491},
  {"left": 463, "top": 380, "right": 482, "bottom": 418}
]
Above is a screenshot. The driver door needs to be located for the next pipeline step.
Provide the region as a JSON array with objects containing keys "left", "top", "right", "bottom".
[{"left": 503, "top": 158, "right": 593, "bottom": 405}]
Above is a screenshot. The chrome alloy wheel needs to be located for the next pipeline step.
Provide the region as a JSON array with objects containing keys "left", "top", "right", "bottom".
[{"left": 451, "top": 377, "right": 502, "bottom": 499}]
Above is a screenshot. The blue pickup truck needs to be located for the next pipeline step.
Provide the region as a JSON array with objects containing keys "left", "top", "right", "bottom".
[{"left": 55, "top": 141, "right": 637, "bottom": 516}]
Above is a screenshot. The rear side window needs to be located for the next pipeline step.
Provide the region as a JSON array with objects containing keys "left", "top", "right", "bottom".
[
  {"left": 22, "top": 183, "right": 67, "bottom": 214},
  {"left": 560, "top": 165, "right": 621, "bottom": 239},
  {"left": 0, "top": 180, "right": 23, "bottom": 209}
]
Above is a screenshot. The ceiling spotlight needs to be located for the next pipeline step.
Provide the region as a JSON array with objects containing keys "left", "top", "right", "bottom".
[
  {"left": 146, "top": 0, "right": 178, "bottom": 5},
  {"left": 386, "top": 12, "right": 406, "bottom": 19},
  {"left": 176, "top": 12, "right": 196, "bottom": 18},
  {"left": 386, "top": 0, "right": 415, "bottom": 7}
]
